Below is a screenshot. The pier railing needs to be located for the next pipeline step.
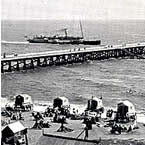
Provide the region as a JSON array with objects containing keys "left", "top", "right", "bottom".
[{"left": 1, "top": 43, "right": 145, "bottom": 73}]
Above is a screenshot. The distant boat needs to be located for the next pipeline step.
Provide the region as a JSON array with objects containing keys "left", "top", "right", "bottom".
[{"left": 25, "top": 22, "right": 101, "bottom": 45}]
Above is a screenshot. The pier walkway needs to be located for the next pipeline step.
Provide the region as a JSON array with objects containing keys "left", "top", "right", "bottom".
[{"left": 1, "top": 43, "right": 145, "bottom": 73}]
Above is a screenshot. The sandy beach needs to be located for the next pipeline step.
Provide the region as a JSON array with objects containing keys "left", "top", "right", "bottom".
[{"left": 1, "top": 101, "right": 145, "bottom": 145}]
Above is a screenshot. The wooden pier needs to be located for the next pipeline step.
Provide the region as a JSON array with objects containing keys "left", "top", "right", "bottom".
[{"left": 1, "top": 43, "right": 145, "bottom": 73}]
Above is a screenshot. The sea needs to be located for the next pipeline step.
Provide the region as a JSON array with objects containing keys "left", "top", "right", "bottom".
[{"left": 1, "top": 20, "right": 145, "bottom": 114}]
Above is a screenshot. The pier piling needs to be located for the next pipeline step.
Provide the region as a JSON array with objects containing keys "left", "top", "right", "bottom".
[{"left": 1, "top": 43, "right": 145, "bottom": 73}]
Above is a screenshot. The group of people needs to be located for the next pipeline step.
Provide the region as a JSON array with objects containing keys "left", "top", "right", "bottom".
[
  {"left": 31, "top": 106, "right": 71, "bottom": 129},
  {"left": 69, "top": 47, "right": 86, "bottom": 52},
  {"left": 110, "top": 119, "right": 137, "bottom": 135},
  {"left": 1, "top": 110, "right": 24, "bottom": 126},
  {"left": 44, "top": 106, "right": 70, "bottom": 121},
  {"left": 10, "top": 111, "right": 23, "bottom": 120}
]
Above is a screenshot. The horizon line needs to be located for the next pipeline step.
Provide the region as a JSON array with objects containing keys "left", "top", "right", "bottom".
[{"left": 2, "top": 18, "right": 145, "bottom": 21}]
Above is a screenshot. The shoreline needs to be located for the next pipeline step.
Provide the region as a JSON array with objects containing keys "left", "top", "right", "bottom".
[{"left": 1, "top": 97, "right": 145, "bottom": 124}]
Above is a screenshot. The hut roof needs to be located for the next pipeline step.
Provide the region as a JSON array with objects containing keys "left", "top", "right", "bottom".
[
  {"left": 37, "top": 134, "right": 99, "bottom": 145},
  {"left": 90, "top": 97, "right": 101, "bottom": 102},
  {"left": 55, "top": 96, "right": 68, "bottom": 101},
  {"left": 2, "top": 121, "right": 25, "bottom": 134},
  {"left": 118, "top": 100, "right": 134, "bottom": 107}
]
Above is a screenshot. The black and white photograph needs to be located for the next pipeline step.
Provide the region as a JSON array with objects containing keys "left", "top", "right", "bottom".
[{"left": 1, "top": 0, "right": 145, "bottom": 144}]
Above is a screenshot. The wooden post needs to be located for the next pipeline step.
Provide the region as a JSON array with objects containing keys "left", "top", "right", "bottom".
[
  {"left": 61, "top": 55, "right": 66, "bottom": 65},
  {"left": 49, "top": 57, "right": 54, "bottom": 66},
  {"left": 23, "top": 60, "right": 26, "bottom": 70},
  {"left": 8, "top": 61, "right": 12, "bottom": 72},
  {"left": 1, "top": 62, "right": 4, "bottom": 73},
  {"left": 107, "top": 51, "right": 109, "bottom": 58},
  {"left": 84, "top": 127, "right": 88, "bottom": 140},
  {"left": 55, "top": 56, "right": 60, "bottom": 65},
  {"left": 44, "top": 57, "right": 47, "bottom": 66},
  {"left": 25, "top": 134, "right": 28, "bottom": 145},
  {"left": 31, "top": 59, "right": 34, "bottom": 69},
  {"left": 67, "top": 55, "right": 72, "bottom": 64},
  {"left": 114, "top": 50, "right": 117, "bottom": 58},
  {"left": 17, "top": 60, "right": 20, "bottom": 71},
  {"left": 81, "top": 54, "right": 85, "bottom": 62},
  {"left": 37, "top": 58, "right": 40, "bottom": 66}
]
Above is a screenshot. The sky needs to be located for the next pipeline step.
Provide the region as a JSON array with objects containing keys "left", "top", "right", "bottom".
[{"left": 1, "top": 0, "right": 145, "bottom": 20}]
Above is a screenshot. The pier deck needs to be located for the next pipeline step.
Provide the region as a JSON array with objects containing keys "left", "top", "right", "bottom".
[{"left": 1, "top": 43, "right": 145, "bottom": 73}]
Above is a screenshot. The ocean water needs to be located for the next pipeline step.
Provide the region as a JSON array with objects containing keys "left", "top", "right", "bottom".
[{"left": 1, "top": 20, "right": 145, "bottom": 111}]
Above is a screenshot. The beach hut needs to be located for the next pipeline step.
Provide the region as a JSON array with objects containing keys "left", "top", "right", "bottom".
[
  {"left": 116, "top": 100, "right": 136, "bottom": 122},
  {"left": 2, "top": 121, "right": 28, "bottom": 144},
  {"left": 14, "top": 94, "right": 33, "bottom": 110},
  {"left": 53, "top": 97, "right": 70, "bottom": 108},
  {"left": 14, "top": 94, "right": 33, "bottom": 105},
  {"left": 87, "top": 97, "right": 104, "bottom": 112},
  {"left": 15, "top": 95, "right": 24, "bottom": 107}
]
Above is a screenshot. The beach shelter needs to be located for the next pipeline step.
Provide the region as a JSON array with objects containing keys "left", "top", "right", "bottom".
[
  {"left": 87, "top": 97, "right": 103, "bottom": 111},
  {"left": 117, "top": 100, "right": 136, "bottom": 120},
  {"left": 14, "top": 94, "right": 33, "bottom": 105},
  {"left": 15, "top": 95, "right": 24, "bottom": 107},
  {"left": 5, "top": 94, "right": 33, "bottom": 111},
  {"left": 2, "top": 121, "right": 27, "bottom": 144},
  {"left": 53, "top": 97, "right": 69, "bottom": 108},
  {"left": 14, "top": 94, "right": 33, "bottom": 111}
]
